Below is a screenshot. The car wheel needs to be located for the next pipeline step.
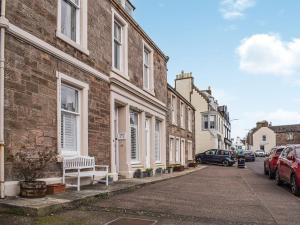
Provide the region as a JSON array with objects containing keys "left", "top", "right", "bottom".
[
  {"left": 268, "top": 169, "right": 275, "bottom": 179},
  {"left": 275, "top": 170, "right": 283, "bottom": 186},
  {"left": 290, "top": 174, "right": 300, "bottom": 196},
  {"left": 264, "top": 163, "right": 268, "bottom": 175},
  {"left": 223, "top": 160, "right": 229, "bottom": 167},
  {"left": 197, "top": 158, "right": 203, "bottom": 164}
]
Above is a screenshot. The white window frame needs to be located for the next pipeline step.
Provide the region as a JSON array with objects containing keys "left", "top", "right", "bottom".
[
  {"left": 57, "top": 72, "right": 89, "bottom": 157},
  {"left": 187, "top": 107, "right": 192, "bottom": 132},
  {"left": 171, "top": 94, "right": 177, "bottom": 125},
  {"left": 169, "top": 136, "right": 175, "bottom": 163},
  {"left": 130, "top": 110, "right": 139, "bottom": 163},
  {"left": 187, "top": 140, "right": 193, "bottom": 160},
  {"left": 175, "top": 137, "right": 180, "bottom": 163},
  {"left": 142, "top": 41, "right": 154, "bottom": 94},
  {"left": 56, "top": 0, "right": 89, "bottom": 55},
  {"left": 155, "top": 119, "right": 161, "bottom": 163},
  {"left": 112, "top": 8, "right": 128, "bottom": 79},
  {"left": 180, "top": 101, "right": 185, "bottom": 129}
]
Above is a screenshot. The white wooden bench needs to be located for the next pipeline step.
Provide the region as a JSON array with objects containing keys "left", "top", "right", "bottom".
[{"left": 62, "top": 156, "right": 109, "bottom": 191}]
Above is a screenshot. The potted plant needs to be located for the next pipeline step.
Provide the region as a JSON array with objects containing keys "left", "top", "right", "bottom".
[
  {"left": 14, "top": 148, "right": 54, "bottom": 198},
  {"left": 133, "top": 169, "right": 142, "bottom": 178},
  {"left": 145, "top": 168, "right": 153, "bottom": 177},
  {"left": 155, "top": 167, "right": 163, "bottom": 175},
  {"left": 188, "top": 162, "right": 198, "bottom": 168}
]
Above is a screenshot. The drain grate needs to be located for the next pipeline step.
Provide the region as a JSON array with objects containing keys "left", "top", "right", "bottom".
[{"left": 104, "top": 217, "right": 157, "bottom": 225}]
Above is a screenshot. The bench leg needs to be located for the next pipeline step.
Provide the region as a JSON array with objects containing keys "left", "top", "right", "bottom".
[{"left": 77, "top": 176, "right": 80, "bottom": 191}]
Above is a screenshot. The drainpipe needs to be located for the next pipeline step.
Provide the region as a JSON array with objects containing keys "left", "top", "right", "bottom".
[{"left": 0, "top": 0, "right": 7, "bottom": 199}]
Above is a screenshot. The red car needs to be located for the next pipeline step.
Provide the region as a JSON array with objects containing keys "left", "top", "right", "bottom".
[
  {"left": 275, "top": 145, "right": 300, "bottom": 196},
  {"left": 264, "top": 146, "right": 285, "bottom": 179}
]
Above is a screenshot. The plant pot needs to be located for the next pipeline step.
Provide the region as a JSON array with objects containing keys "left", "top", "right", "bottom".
[
  {"left": 188, "top": 162, "right": 198, "bottom": 168},
  {"left": 20, "top": 181, "right": 47, "bottom": 198},
  {"left": 46, "top": 183, "right": 65, "bottom": 195}
]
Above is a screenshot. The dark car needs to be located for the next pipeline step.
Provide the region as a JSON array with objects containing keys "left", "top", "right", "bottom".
[
  {"left": 276, "top": 145, "right": 300, "bottom": 196},
  {"left": 264, "top": 146, "right": 285, "bottom": 179},
  {"left": 244, "top": 150, "right": 255, "bottom": 162},
  {"left": 195, "top": 149, "right": 235, "bottom": 167}
]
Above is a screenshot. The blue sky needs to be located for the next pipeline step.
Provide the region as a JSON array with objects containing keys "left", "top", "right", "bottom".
[{"left": 131, "top": 0, "right": 300, "bottom": 139}]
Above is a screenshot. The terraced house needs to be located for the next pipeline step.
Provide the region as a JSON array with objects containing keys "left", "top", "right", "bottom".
[
  {"left": 174, "top": 71, "right": 232, "bottom": 154},
  {"left": 0, "top": 0, "right": 168, "bottom": 197},
  {"left": 167, "top": 84, "right": 195, "bottom": 167}
]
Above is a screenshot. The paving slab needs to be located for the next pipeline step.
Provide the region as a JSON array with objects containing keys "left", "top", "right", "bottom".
[{"left": 0, "top": 166, "right": 205, "bottom": 216}]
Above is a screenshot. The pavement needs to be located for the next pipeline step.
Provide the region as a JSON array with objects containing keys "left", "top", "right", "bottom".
[{"left": 1, "top": 159, "right": 300, "bottom": 225}]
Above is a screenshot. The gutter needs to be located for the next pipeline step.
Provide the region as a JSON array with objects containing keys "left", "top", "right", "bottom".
[{"left": 0, "top": 0, "right": 7, "bottom": 199}]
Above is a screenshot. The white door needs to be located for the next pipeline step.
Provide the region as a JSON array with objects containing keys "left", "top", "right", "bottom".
[
  {"left": 114, "top": 107, "right": 119, "bottom": 173},
  {"left": 145, "top": 118, "right": 151, "bottom": 168},
  {"left": 181, "top": 139, "right": 185, "bottom": 166}
]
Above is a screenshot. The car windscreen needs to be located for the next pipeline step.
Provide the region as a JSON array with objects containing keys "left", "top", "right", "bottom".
[
  {"left": 296, "top": 148, "right": 300, "bottom": 157},
  {"left": 276, "top": 148, "right": 284, "bottom": 155}
]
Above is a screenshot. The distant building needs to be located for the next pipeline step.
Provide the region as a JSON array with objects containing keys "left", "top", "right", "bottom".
[
  {"left": 167, "top": 84, "right": 195, "bottom": 167},
  {"left": 174, "top": 71, "right": 232, "bottom": 154},
  {"left": 246, "top": 121, "right": 300, "bottom": 153}
]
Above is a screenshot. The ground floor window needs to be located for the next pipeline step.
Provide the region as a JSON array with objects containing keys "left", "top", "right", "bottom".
[
  {"left": 155, "top": 120, "right": 161, "bottom": 162},
  {"left": 130, "top": 110, "right": 139, "bottom": 161},
  {"left": 169, "top": 137, "right": 174, "bottom": 162},
  {"left": 175, "top": 138, "right": 180, "bottom": 163},
  {"left": 187, "top": 141, "right": 193, "bottom": 160},
  {"left": 61, "top": 84, "right": 80, "bottom": 155}
]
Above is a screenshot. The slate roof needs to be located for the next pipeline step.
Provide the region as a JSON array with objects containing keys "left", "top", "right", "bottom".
[{"left": 270, "top": 124, "right": 300, "bottom": 133}]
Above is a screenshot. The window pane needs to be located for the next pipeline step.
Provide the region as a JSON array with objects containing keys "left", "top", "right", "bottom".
[
  {"left": 143, "top": 65, "right": 149, "bottom": 88},
  {"left": 61, "top": 112, "right": 77, "bottom": 152},
  {"left": 155, "top": 120, "right": 160, "bottom": 161},
  {"left": 130, "top": 111, "right": 138, "bottom": 160},
  {"left": 114, "top": 21, "right": 122, "bottom": 43},
  {"left": 114, "top": 41, "right": 121, "bottom": 70},
  {"left": 61, "top": 0, "right": 77, "bottom": 41},
  {"left": 61, "top": 85, "right": 78, "bottom": 112}
]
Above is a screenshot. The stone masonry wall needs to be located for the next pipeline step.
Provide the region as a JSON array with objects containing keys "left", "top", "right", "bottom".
[
  {"left": 276, "top": 132, "right": 300, "bottom": 146},
  {"left": 4, "top": 35, "right": 110, "bottom": 181}
]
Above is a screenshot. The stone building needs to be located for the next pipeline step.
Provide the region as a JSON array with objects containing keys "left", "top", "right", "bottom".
[
  {"left": 167, "top": 84, "right": 195, "bottom": 167},
  {"left": 174, "top": 71, "right": 232, "bottom": 154},
  {"left": 0, "top": 0, "right": 168, "bottom": 197},
  {"left": 247, "top": 121, "right": 300, "bottom": 153}
]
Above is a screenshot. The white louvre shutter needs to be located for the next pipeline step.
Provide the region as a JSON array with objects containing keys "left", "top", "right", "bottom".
[
  {"left": 155, "top": 121, "right": 160, "bottom": 161},
  {"left": 131, "top": 126, "right": 137, "bottom": 160},
  {"left": 61, "top": 112, "right": 77, "bottom": 152}
]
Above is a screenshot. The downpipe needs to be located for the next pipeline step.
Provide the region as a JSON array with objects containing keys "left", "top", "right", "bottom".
[{"left": 0, "top": 0, "right": 7, "bottom": 199}]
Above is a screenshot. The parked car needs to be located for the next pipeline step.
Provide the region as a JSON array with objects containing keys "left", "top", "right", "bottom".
[
  {"left": 275, "top": 145, "right": 300, "bottom": 196},
  {"left": 195, "top": 149, "right": 235, "bottom": 167},
  {"left": 255, "top": 150, "right": 265, "bottom": 157},
  {"left": 264, "top": 146, "right": 285, "bottom": 179},
  {"left": 244, "top": 150, "right": 255, "bottom": 162}
]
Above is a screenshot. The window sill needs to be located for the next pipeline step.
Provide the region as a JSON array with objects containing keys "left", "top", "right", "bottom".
[
  {"left": 56, "top": 31, "right": 90, "bottom": 56},
  {"left": 143, "top": 88, "right": 155, "bottom": 96},
  {"left": 112, "top": 67, "right": 129, "bottom": 80}
]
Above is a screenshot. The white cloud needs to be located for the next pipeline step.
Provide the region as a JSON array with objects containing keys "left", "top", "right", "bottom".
[
  {"left": 244, "top": 109, "right": 300, "bottom": 125},
  {"left": 220, "top": 0, "right": 256, "bottom": 20},
  {"left": 237, "top": 34, "right": 300, "bottom": 76}
]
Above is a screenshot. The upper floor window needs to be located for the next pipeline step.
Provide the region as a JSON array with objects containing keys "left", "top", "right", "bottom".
[
  {"left": 210, "top": 115, "right": 216, "bottom": 129},
  {"left": 171, "top": 95, "right": 177, "bottom": 125},
  {"left": 112, "top": 9, "right": 128, "bottom": 77},
  {"left": 203, "top": 115, "right": 209, "bottom": 129},
  {"left": 262, "top": 135, "right": 266, "bottom": 142},
  {"left": 114, "top": 20, "right": 122, "bottom": 70},
  {"left": 180, "top": 101, "right": 185, "bottom": 129},
  {"left": 57, "top": 0, "right": 89, "bottom": 54},
  {"left": 143, "top": 43, "right": 153, "bottom": 92},
  {"left": 187, "top": 107, "right": 192, "bottom": 132}
]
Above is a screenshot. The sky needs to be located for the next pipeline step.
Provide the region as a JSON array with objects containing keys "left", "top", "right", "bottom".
[{"left": 131, "top": 0, "right": 300, "bottom": 139}]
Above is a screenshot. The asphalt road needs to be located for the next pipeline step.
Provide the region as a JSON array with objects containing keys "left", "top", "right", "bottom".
[{"left": 1, "top": 161, "right": 300, "bottom": 225}]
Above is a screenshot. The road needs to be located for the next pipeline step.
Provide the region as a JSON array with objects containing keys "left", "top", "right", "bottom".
[{"left": 1, "top": 159, "right": 300, "bottom": 225}]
